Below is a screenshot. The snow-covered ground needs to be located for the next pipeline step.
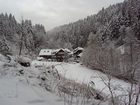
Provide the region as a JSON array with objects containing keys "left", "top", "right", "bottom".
[
  {"left": 32, "top": 60, "right": 130, "bottom": 96},
  {"left": 55, "top": 63, "right": 130, "bottom": 96},
  {"left": 0, "top": 56, "right": 64, "bottom": 105},
  {"left": 0, "top": 77, "right": 63, "bottom": 105},
  {"left": 0, "top": 57, "right": 139, "bottom": 105},
  {"left": 32, "top": 60, "right": 140, "bottom": 104}
]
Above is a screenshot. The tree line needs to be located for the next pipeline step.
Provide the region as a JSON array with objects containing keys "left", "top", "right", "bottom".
[
  {"left": 47, "top": 0, "right": 140, "bottom": 81},
  {"left": 0, "top": 13, "right": 47, "bottom": 57},
  {"left": 0, "top": 0, "right": 140, "bottom": 81}
]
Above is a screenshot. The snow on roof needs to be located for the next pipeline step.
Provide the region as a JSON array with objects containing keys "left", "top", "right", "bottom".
[
  {"left": 39, "top": 49, "right": 53, "bottom": 56},
  {"left": 64, "top": 48, "right": 71, "bottom": 53},
  {"left": 73, "top": 47, "right": 83, "bottom": 53},
  {"left": 39, "top": 48, "right": 72, "bottom": 56},
  {"left": 53, "top": 48, "right": 71, "bottom": 54},
  {"left": 77, "top": 52, "right": 83, "bottom": 57},
  {"left": 54, "top": 48, "right": 63, "bottom": 53},
  {"left": 77, "top": 47, "right": 83, "bottom": 50}
]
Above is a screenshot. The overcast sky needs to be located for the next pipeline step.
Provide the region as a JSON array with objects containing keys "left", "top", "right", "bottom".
[{"left": 0, "top": 0, "right": 124, "bottom": 30}]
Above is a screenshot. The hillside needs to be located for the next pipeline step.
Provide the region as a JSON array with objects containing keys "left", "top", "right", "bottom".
[
  {"left": 1, "top": 0, "right": 140, "bottom": 55},
  {"left": 45, "top": 0, "right": 140, "bottom": 83},
  {"left": 0, "top": 13, "right": 47, "bottom": 57},
  {"left": 46, "top": 0, "right": 140, "bottom": 49},
  {"left": 1, "top": 54, "right": 139, "bottom": 105}
]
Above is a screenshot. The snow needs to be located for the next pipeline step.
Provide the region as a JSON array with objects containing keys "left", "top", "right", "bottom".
[
  {"left": 31, "top": 60, "right": 61, "bottom": 67},
  {"left": 15, "top": 56, "right": 31, "bottom": 63},
  {"left": 0, "top": 77, "right": 63, "bottom": 105},
  {"left": 63, "top": 48, "right": 71, "bottom": 53},
  {"left": 39, "top": 48, "right": 72, "bottom": 56},
  {"left": 74, "top": 47, "right": 83, "bottom": 51},
  {"left": 0, "top": 54, "right": 9, "bottom": 63},
  {"left": 33, "top": 61, "right": 139, "bottom": 104},
  {"left": 0, "top": 56, "right": 64, "bottom": 105},
  {"left": 54, "top": 63, "right": 130, "bottom": 95},
  {"left": 31, "top": 61, "right": 131, "bottom": 96},
  {"left": 77, "top": 53, "right": 83, "bottom": 57},
  {"left": 39, "top": 49, "right": 53, "bottom": 56},
  {"left": 0, "top": 55, "right": 139, "bottom": 105},
  {"left": 117, "top": 45, "right": 125, "bottom": 54},
  {"left": 73, "top": 47, "right": 83, "bottom": 54}
]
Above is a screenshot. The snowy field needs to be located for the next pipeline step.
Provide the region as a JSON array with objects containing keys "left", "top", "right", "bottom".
[
  {"left": 32, "top": 60, "right": 131, "bottom": 96},
  {"left": 0, "top": 58, "right": 139, "bottom": 105},
  {"left": 32, "top": 60, "right": 140, "bottom": 105},
  {"left": 0, "top": 57, "right": 64, "bottom": 105},
  {"left": 56, "top": 63, "right": 130, "bottom": 95},
  {"left": 0, "top": 77, "right": 63, "bottom": 105}
]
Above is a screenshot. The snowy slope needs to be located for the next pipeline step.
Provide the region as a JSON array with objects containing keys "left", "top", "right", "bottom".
[
  {"left": 0, "top": 57, "right": 64, "bottom": 105},
  {"left": 0, "top": 58, "right": 139, "bottom": 105},
  {"left": 31, "top": 61, "right": 132, "bottom": 96},
  {"left": 0, "top": 77, "right": 64, "bottom": 105},
  {"left": 54, "top": 63, "right": 131, "bottom": 96}
]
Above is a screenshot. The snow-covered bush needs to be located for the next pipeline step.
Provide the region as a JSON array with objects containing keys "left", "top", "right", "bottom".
[
  {"left": 36, "top": 64, "right": 105, "bottom": 104},
  {"left": 0, "top": 54, "right": 10, "bottom": 63},
  {"left": 57, "top": 79, "right": 104, "bottom": 100},
  {"left": 37, "top": 65, "right": 61, "bottom": 92},
  {"left": 15, "top": 56, "right": 31, "bottom": 67}
]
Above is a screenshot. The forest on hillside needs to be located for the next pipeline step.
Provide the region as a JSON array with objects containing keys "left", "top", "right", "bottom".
[
  {"left": 0, "top": 0, "right": 140, "bottom": 81},
  {"left": 46, "top": 0, "right": 140, "bottom": 49},
  {"left": 47, "top": 0, "right": 140, "bottom": 81},
  {"left": 0, "top": 0, "right": 140, "bottom": 104},
  {"left": 0, "top": 13, "right": 47, "bottom": 57}
]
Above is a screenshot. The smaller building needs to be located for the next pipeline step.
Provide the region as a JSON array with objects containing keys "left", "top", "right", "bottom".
[
  {"left": 73, "top": 47, "right": 83, "bottom": 60},
  {"left": 54, "top": 49, "right": 66, "bottom": 62}
]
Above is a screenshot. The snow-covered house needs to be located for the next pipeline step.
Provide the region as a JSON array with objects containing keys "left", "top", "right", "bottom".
[
  {"left": 54, "top": 48, "right": 72, "bottom": 62},
  {"left": 39, "top": 48, "right": 72, "bottom": 62},
  {"left": 73, "top": 47, "right": 83, "bottom": 60},
  {"left": 39, "top": 49, "right": 54, "bottom": 60},
  {"left": 54, "top": 49, "right": 66, "bottom": 62}
]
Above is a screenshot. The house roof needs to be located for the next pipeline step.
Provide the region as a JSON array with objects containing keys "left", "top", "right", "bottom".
[
  {"left": 73, "top": 47, "right": 83, "bottom": 54},
  {"left": 64, "top": 48, "right": 71, "bottom": 53},
  {"left": 39, "top": 49, "right": 54, "bottom": 56},
  {"left": 77, "top": 52, "right": 83, "bottom": 57},
  {"left": 39, "top": 48, "right": 72, "bottom": 56},
  {"left": 53, "top": 48, "right": 71, "bottom": 54}
]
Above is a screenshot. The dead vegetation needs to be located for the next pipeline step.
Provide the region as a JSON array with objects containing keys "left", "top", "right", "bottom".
[{"left": 37, "top": 65, "right": 105, "bottom": 105}]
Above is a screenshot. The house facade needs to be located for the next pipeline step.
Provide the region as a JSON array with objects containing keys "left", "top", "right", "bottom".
[
  {"left": 39, "top": 48, "right": 71, "bottom": 62},
  {"left": 73, "top": 47, "right": 83, "bottom": 60},
  {"left": 39, "top": 49, "right": 54, "bottom": 60},
  {"left": 55, "top": 49, "right": 66, "bottom": 62}
]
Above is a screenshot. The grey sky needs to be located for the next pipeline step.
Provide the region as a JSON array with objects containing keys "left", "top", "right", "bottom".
[{"left": 0, "top": 0, "right": 124, "bottom": 30}]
